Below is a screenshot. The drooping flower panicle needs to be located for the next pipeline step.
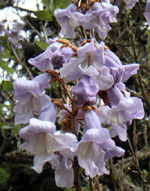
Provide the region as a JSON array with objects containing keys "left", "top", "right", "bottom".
[{"left": 13, "top": 0, "right": 145, "bottom": 188}]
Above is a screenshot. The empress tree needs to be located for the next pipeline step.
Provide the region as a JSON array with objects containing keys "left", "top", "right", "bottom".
[{"left": 0, "top": 0, "right": 150, "bottom": 191}]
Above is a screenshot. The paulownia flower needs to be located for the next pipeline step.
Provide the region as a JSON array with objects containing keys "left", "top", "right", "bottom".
[
  {"left": 106, "top": 82, "right": 130, "bottom": 106},
  {"left": 8, "top": 29, "right": 23, "bottom": 49},
  {"left": 78, "top": 127, "right": 124, "bottom": 178},
  {"left": 54, "top": 3, "right": 78, "bottom": 38},
  {"left": 78, "top": 110, "right": 124, "bottom": 178},
  {"left": 72, "top": 1, "right": 119, "bottom": 39},
  {"left": 39, "top": 102, "right": 58, "bottom": 123},
  {"left": 0, "top": 45, "right": 4, "bottom": 54},
  {"left": 0, "top": 21, "right": 7, "bottom": 36},
  {"left": 19, "top": 118, "right": 78, "bottom": 173},
  {"left": 61, "top": 40, "right": 139, "bottom": 92},
  {"left": 50, "top": 154, "right": 74, "bottom": 188},
  {"left": 60, "top": 40, "right": 114, "bottom": 90},
  {"left": 8, "top": 21, "right": 24, "bottom": 49},
  {"left": 97, "top": 96, "right": 144, "bottom": 141},
  {"left": 104, "top": 47, "right": 139, "bottom": 83},
  {"left": 144, "top": 0, "right": 150, "bottom": 25},
  {"left": 29, "top": 40, "right": 73, "bottom": 72},
  {"left": 13, "top": 73, "right": 51, "bottom": 124},
  {"left": 71, "top": 76, "right": 99, "bottom": 105}
]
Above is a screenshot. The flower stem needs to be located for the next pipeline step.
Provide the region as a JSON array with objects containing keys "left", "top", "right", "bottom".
[{"left": 73, "top": 157, "right": 82, "bottom": 191}]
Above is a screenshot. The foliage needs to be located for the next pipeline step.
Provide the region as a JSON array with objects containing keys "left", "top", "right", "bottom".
[{"left": 0, "top": 167, "right": 10, "bottom": 185}]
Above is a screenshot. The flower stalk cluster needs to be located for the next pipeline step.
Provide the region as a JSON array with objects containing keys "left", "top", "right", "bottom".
[{"left": 13, "top": 0, "right": 146, "bottom": 189}]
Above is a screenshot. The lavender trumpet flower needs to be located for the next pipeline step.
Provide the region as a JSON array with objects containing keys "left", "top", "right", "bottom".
[
  {"left": 13, "top": 73, "right": 51, "bottom": 124},
  {"left": 144, "top": 0, "right": 150, "bottom": 25}
]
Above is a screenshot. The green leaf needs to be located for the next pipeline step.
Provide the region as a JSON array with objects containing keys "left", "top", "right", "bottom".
[
  {"left": 108, "top": 126, "right": 112, "bottom": 130},
  {"left": 0, "top": 122, "right": 4, "bottom": 128},
  {"left": 0, "top": 35, "right": 9, "bottom": 49},
  {"left": 34, "top": 10, "right": 52, "bottom": 21},
  {"left": 0, "top": 168, "right": 10, "bottom": 184},
  {"left": 41, "top": 0, "right": 71, "bottom": 9},
  {"left": 0, "top": 60, "right": 13, "bottom": 74},
  {"left": 2, "top": 49, "right": 15, "bottom": 60},
  {"left": 2, "top": 80, "right": 13, "bottom": 91},
  {"left": 11, "top": 124, "right": 23, "bottom": 135},
  {"left": 54, "top": 0, "right": 70, "bottom": 8},
  {"left": 35, "top": 41, "right": 49, "bottom": 50},
  {"left": 51, "top": 81, "right": 59, "bottom": 88},
  {"left": 42, "top": 0, "right": 50, "bottom": 7},
  {"left": 64, "top": 187, "right": 89, "bottom": 191},
  {"left": 2, "top": 125, "right": 12, "bottom": 129}
]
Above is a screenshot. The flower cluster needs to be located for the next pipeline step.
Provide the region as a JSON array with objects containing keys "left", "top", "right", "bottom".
[
  {"left": 13, "top": 0, "right": 145, "bottom": 188},
  {"left": 54, "top": 0, "right": 119, "bottom": 39},
  {"left": 0, "top": 20, "right": 24, "bottom": 50}
]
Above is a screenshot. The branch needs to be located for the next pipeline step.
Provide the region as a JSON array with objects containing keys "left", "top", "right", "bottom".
[
  {"left": 10, "top": 45, "right": 33, "bottom": 79},
  {"left": 0, "top": 0, "right": 13, "bottom": 9},
  {"left": 11, "top": 5, "right": 35, "bottom": 13},
  {"left": 114, "top": 148, "right": 150, "bottom": 171},
  {"left": 0, "top": 0, "right": 35, "bottom": 13},
  {"left": 0, "top": 151, "right": 33, "bottom": 166},
  {"left": 126, "top": 87, "right": 144, "bottom": 100},
  {"left": 26, "top": 18, "right": 43, "bottom": 38}
]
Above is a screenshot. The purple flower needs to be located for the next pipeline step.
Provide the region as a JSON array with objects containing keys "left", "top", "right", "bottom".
[
  {"left": 54, "top": 3, "right": 79, "bottom": 38},
  {"left": 39, "top": 102, "right": 58, "bottom": 123},
  {"left": 29, "top": 40, "right": 73, "bottom": 72},
  {"left": 104, "top": 47, "right": 139, "bottom": 83},
  {"left": 79, "top": 41, "right": 114, "bottom": 90},
  {"left": 0, "top": 21, "right": 7, "bottom": 36},
  {"left": 77, "top": 109, "right": 124, "bottom": 178},
  {"left": 0, "top": 22, "right": 4, "bottom": 35},
  {"left": 60, "top": 57, "right": 99, "bottom": 81},
  {"left": 12, "top": 21, "right": 24, "bottom": 31},
  {"left": 0, "top": 45, "right": 4, "bottom": 54},
  {"left": 55, "top": 1, "right": 118, "bottom": 39},
  {"left": 71, "top": 76, "right": 99, "bottom": 105},
  {"left": 144, "top": 0, "right": 150, "bottom": 25},
  {"left": 73, "top": 1, "right": 119, "bottom": 39},
  {"left": 60, "top": 41, "right": 114, "bottom": 90},
  {"left": 19, "top": 118, "right": 56, "bottom": 173},
  {"left": 107, "top": 82, "right": 130, "bottom": 106},
  {"left": 8, "top": 29, "right": 23, "bottom": 49},
  {"left": 8, "top": 21, "right": 24, "bottom": 49},
  {"left": 122, "top": 64, "right": 139, "bottom": 82},
  {"left": 92, "top": 1, "right": 119, "bottom": 39},
  {"left": 61, "top": 40, "right": 138, "bottom": 91},
  {"left": 109, "top": 63, "right": 139, "bottom": 84},
  {"left": 104, "top": 145, "right": 125, "bottom": 160},
  {"left": 83, "top": 109, "right": 101, "bottom": 133},
  {"left": 97, "top": 97, "right": 144, "bottom": 141},
  {"left": 78, "top": 128, "right": 110, "bottom": 178},
  {"left": 50, "top": 154, "right": 74, "bottom": 188},
  {"left": 19, "top": 118, "right": 78, "bottom": 173},
  {"left": 78, "top": 128, "right": 124, "bottom": 178},
  {"left": 13, "top": 73, "right": 51, "bottom": 124},
  {"left": 100, "top": 1, "right": 119, "bottom": 23}
]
